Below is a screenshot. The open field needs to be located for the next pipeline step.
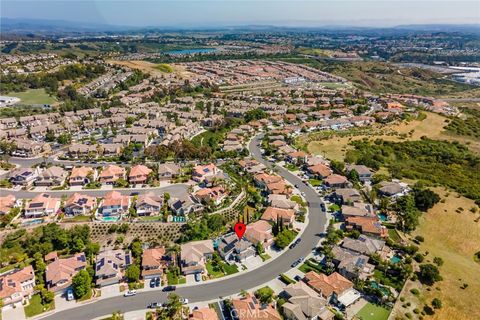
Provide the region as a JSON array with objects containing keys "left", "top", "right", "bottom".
[
  {"left": 391, "top": 188, "right": 480, "bottom": 320},
  {"left": 303, "top": 112, "right": 480, "bottom": 161},
  {"left": 107, "top": 60, "right": 192, "bottom": 79},
  {"left": 13, "top": 88, "right": 57, "bottom": 105}
]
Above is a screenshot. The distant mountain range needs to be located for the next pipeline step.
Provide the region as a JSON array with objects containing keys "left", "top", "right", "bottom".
[{"left": 1, "top": 17, "right": 479, "bottom": 35}]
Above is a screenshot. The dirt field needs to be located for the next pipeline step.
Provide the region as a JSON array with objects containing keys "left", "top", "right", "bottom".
[
  {"left": 107, "top": 59, "right": 193, "bottom": 79},
  {"left": 390, "top": 188, "right": 480, "bottom": 320},
  {"left": 305, "top": 112, "right": 480, "bottom": 161}
]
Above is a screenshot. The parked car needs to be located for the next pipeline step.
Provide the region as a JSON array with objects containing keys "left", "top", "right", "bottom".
[
  {"left": 195, "top": 273, "right": 201, "bottom": 282},
  {"left": 149, "top": 279, "right": 156, "bottom": 288},
  {"left": 66, "top": 289, "right": 74, "bottom": 301},
  {"left": 155, "top": 277, "right": 161, "bottom": 287},
  {"left": 124, "top": 290, "right": 137, "bottom": 297},
  {"left": 162, "top": 285, "right": 176, "bottom": 292},
  {"left": 147, "top": 302, "right": 162, "bottom": 309},
  {"left": 180, "top": 298, "right": 189, "bottom": 305}
]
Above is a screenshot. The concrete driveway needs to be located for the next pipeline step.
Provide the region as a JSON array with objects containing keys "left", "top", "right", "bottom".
[
  {"left": 1, "top": 303, "right": 26, "bottom": 320},
  {"left": 54, "top": 293, "right": 77, "bottom": 312},
  {"left": 99, "top": 284, "right": 120, "bottom": 300}
]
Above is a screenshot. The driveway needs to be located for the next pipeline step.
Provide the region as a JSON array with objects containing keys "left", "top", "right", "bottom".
[
  {"left": 54, "top": 293, "right": 77, "bottom": 312},
  {"left": 99, "top": 284, "right": 120, "bottom": 300},
  {"left": 1, "top": 304, "right": 26, "bottom": 320}
]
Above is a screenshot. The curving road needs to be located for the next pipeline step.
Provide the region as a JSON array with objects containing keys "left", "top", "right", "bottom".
[{"left": 43, "top": 133, "right": 329, "bottom": 320}]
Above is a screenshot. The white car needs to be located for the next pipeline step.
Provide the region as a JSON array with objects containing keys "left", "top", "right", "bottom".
[
  {"left": 180, "top": 298, "right": 189, "bottom": 305},
  {"left": 124, "top": 290, "right": 137, "bottom": 297}
]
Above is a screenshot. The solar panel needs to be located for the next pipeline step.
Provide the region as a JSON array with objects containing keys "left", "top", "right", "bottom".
[
  {"left": 125, "top": 255, "right": 131, "bottom": 265},
  {"left": 29, "top": 203, "right": 44, "bottom": 208}
]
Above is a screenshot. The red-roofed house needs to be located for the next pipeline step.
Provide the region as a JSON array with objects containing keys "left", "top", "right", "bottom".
[
  {"left": 45, "top": 253, "right": 87, "bottom": 292},
  {"left": 261, "top": 207, "right": 295, "bottom": 226},
  {"left": 244, "top": 220, "right": 274, "bottom": 249},
  {"left": 129, "top": 165, "right": 152, "bottom": 185},
  {"left": 0, "top": 266, "right": 35, "bottom": 307}
]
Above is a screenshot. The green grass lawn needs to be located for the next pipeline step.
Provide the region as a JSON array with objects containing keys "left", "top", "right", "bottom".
[
  {"left": 356, "top": 302, "right": 390, "bottom": 320},
  {"left": 206, "top": 261, "right": 224, "bottom": 278},
  {"left": 24, "top": 294, "right": 55, "bottom": 318},
  {"left": 290, "top": 195, "right": 306, "bottom": 207},
  {"left": 206, "top": 261, "right": 239, "bottom": 278},
  {"left": 260, "top": 253, "right": 271, "bottom": 261},
  {"left": 284, "top": 163, "right": 298, "bottom": 171},
  {"left": 166, "top": 272, "right": 186, "bottom": 285},
  {"left": 298, "top": 260, "right": 325, "bottom": 274},
  {"left": 308, "top": 179, "right": 322, "bottom": 187},
  {"left": 14, "top": 89, "right": 57, "bottom": 105},
  {"left": 387, "top": 228, "right": 402, "bottom": 243}
]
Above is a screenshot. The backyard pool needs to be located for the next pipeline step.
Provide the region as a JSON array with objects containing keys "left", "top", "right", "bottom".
[
  {"left": 390, "top": 256, "right": 401, "bottom": 264},
  {"left": 101, "top": 216, "right": 120, "bottom": 222},
  {"left": 22, "top": 219, "right": 44, "bottom": 227},
  {"left": 378, "top": 213, "right": 388, "bottom": 221}
]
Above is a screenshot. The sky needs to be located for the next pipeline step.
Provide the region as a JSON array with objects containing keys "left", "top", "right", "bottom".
[{"left": 1, "top": 0, "right": 479, "bottom": 28}]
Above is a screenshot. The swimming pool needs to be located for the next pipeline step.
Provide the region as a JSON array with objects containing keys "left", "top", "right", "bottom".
[
  {"left": 22, "top": 219, "right": 44, "bottom": 227},
  {"left": 378, "top": 213, "right": 388, "bottom": 221},
  {"left": 101, "top": 216, "right": 120, "bottom": 222},
  {"left": 390, "top": 256, "right": 402, "bottom": 264}
]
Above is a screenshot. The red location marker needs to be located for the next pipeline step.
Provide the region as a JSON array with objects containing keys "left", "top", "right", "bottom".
[{"left": 234, "top": 222, "right": 246, "bottom": 240}]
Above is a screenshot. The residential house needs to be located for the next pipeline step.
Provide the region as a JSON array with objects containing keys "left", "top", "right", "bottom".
[
  {"left": 345, "top": 216, "right": 388, "bottom": 238},
  {"left": 135, "top": 192, "right": 163, "bottom": 216},
  {"left": 341, "top": 202, "right": 375, "bottom": 219},
  {"left": 281, "top": 281, "right": 334, "bottom": 320},
  {"left": 0, "top": 194, "right": 17, "bottom": 215},
  {"left": 324, "top": 174, "right": 349, "bottom": 189},
  {"left": 239, "top": 159, "right": 266, "bottom": 174},
  {"left": 331, "top": 246, "right": 375, "bottom": 281},
  {"left": 217, "top": 233, "right": 256, "bottom": 263},
  {"left": 158, "top": 163, "right": 180, "bottom": 181},
  {"left": 180, "top": 240, "right": 214, "bottom": 275},
  {"left": 192, "top": 163, "right": 220, "bottom": 183},
  {"left": 341, "top": 235, "right": 390, "bottom": 259},
  {"left": 35, "top": 166, "right": 68, "bottom": 187},
  {"left": 261, "top": 207, "right": 295, "bottom": 226},
  {"left": 254, "top": 173, "right": 282, "bottom": 190},
  {"left": 168, "top": 194, "right": 203, "bottom": 216},
  {"left": 378, "top": 181, "right": 410, "bottom": 198},
  {"left": 303, "top": 271, "right": 354, "bottom": 303},
  {"left": 45, "top": 252, "right": 87, "bottom": 292},
  {"left": 69, "top": 166, "right": 96, "bottom": 186},
  {"left": 99, "top": 165, "right": 126, "bottom": 185},
  {"left": 244, "top": 220, "right": 274, "bottom": 249},
  {"left": 95, "top": 250, "right": 132, "bottom": 286},
  {"left": 97, "top": 191, "right": 130, "bottom": 219},
  {"left": 141, "top": 247, "right": 170, "bottom": 279},
  {"left": 195, "top": 186, "right": 227, "bottom": 206},
  {"left": 346, "top": 164, "right": 373, "bottom": 183},
  {"left": 11, "top": 139, "right": 50, "bottom": 157},
  {"left": 0, "top": 266, "right": 35, "bottom": 307},
  {"left": 8, "top": 167, "right": 39, "bottom": 186},
  {"left": 329, "top": 189, "right": 362, "bottom": 204},
  {"left": 268, "top": 194, "right": 299, "bottom": 211},
  {"left": 129, "top": 165, "right": 152, "bottom": 185},
  {"left": 64, "top": 193, "right": 96, "bottom": 216},
  {"left": 24, "top": 193, "right": 60, "bottom": 218},
  {"left": 100, "top": 143, "right": 122, "bottom": 157},
  {"left": 266, "top": 180, "right": 292, "bottom": 196},
  {"left": 190, "top": 307, "right": 219, "bottom": 320},
  {"left": 307, "top": 164, "right": 332, "bottom": 179},
  {"left": 286, "top": 151, "right": 307, "bottom": 165},
  {"left": 231, "top": 293, "right": 282, "bottom": 320},
  {"left": 68, "top": 144, "right": 98, "bottom": 158}
]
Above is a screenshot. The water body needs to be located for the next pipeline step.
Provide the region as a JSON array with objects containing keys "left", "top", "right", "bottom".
[{"left": 164, "top": 48, "right": 217, "bottom": 55}]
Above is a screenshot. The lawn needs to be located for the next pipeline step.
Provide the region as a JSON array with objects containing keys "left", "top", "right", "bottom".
[
  {"left": 308, "top": 179, "right": 322, "bottom": 187},
  {"left": 13, "top": 89, "right": 57, "bottom": 105},
  {"left": 298, "top": 260, "right": 325, "bottom": 274},
  {"left": 260, "top": 253, "right": 271, "bottom": 261},
  {"left": 284, "top": 163, "right": 298, "bottom": 171},
  {"left": 392, "top": 189, "right": 480, "bottom": 320},
  {"left": 290, "top": 195, "right": 305, "bottom": 207},
  {"left": 206, "top": 261, "right": 239, "bottom": 278},
  {"left": 387, "top": 228, "right": 402, "bottom": 243},
  {"left": 357, "top": 302, "right": 390, "bottom": 320},
  {"left": 166, "top": 272, "right": 186, "bottom": 285},
  {"left": 24, "top": 294, "right": 55, "bottom": 318}
]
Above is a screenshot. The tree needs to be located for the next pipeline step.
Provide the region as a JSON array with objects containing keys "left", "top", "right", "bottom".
[
  {"left": 347, "top": 169, "right": 360, "bottom": 183},
  {"left": 41, "top": 288, "right": 54, "bottom": 304},
  {"left": 413, "top": 188, "right": 440, "bottom": 211},
  {"left": 130, "top": 240, "right": 143, "bottom": 260},
  {"left": 418, "top": 264, "right": 442, "bottom": 285},
  {"left": 57, "top": 133, "right": 72, "bottom": 145},
  {"left": 330, "top": 160, "right": 345, "bottom": 175},
  {"left": 274, "top": 229, "right": 296, "bottom": 249},
  {"left": 159, "top": 293, "right": 183, "bottom": 319},
  {"left": 72, "top": 269, "right": 92, "bottom": 299},
  {"left": 432, "top": 298, "right": 442, "bottom": 309},
  {"left": 395, "top": 194, "right": 421, "bottom": 232},
  {"left": 125, "top": 264, "right": 140, "bottom": 283},
  {"left": 255, "top": 286, "right": 274, "bottom": 303}
]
